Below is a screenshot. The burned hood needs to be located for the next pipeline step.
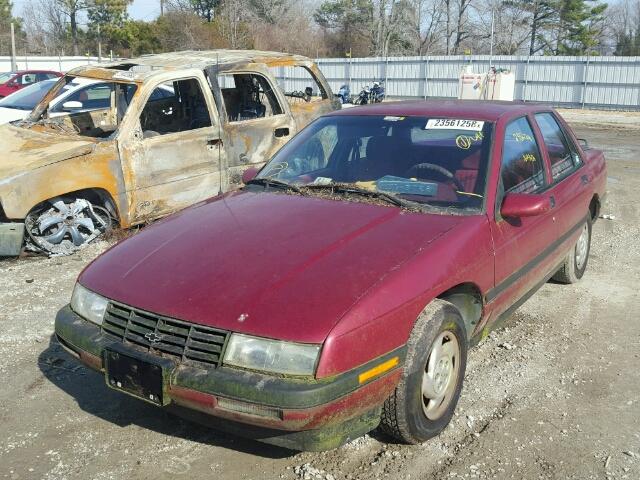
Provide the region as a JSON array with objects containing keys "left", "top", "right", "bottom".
[
  {"left": 0, "top": 124, "right": 96, "bottom": 180},
  {"left": 80, "top": 191, "right": 464, "bottom": 343}
]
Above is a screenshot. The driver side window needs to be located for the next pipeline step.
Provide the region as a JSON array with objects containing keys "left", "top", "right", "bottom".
[
  {"left": 217, "top": 73, "right": 283, "bottom": 122},
  {"left": 501, "top": 117, "right": 546, "bottom": 194}
]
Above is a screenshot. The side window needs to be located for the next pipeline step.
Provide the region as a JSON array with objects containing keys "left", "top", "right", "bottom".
[
  {"left": 140, "top": 78, "right": 212, "bottom": 137},
  {"left": 21, "top": 74, "right": 36, "bottom": 85},
  {"left": 268, "top": 65, "right": 328, "bottom": 105},
  {"left": 217, "top": 72, "right": 283, "bottom": 122},
  {"left": 534, "top": 112, "right": 581, "bottom": 182},
  {"left": 53, "top": 83, "right": 113, "bottom": 111},
  {"left": 501, "top": 117, "right": 546, "bottom": 194}
]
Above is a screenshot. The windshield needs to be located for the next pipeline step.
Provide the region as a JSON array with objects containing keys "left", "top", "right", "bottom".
[
  {"left": 257, "top": 115, "right": 493, "bottom": 211},
  {"left": 0, "top": 80, "right": 69, "bottom": 110},
  {"left": 24, "top": 75, "right": 138, "bottom": 139},
  {"left": 0, "top": 72, "right": 16, "bottom": 84}
]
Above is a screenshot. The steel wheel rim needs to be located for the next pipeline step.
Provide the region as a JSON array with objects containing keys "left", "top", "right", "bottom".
[
  {"left": 422, "top": 331, "right": 460, "bottom": 421},
  {"left": 575, "top": 223, "right": 589, "bottom": 270}
]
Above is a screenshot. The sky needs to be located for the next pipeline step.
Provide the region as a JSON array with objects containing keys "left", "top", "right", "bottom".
[{"left": 12, "top": 0, "right": 162, "bottom": 21}]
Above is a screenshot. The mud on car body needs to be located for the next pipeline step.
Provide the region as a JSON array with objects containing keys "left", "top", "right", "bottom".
[
  {"left": 55, "top": 100, "right": 606, "bottom": 451},
  {"left": 0, "top": 50, "right": 337, "bottom": 257}
]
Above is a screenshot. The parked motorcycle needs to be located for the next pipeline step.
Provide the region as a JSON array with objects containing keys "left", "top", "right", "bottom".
[
  {"left": 370, "top": 81, "right": 385, "bottom": 103},
  {"left": 337, "top": 84, "right": 351, "bottom": 104},
  {"left": 353, "top": 85, "right": 371, "bottom": 105}
]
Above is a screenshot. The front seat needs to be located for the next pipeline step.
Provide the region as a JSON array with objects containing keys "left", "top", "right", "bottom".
[{"left": 360, "top": 136, "right": 401, "bottom": 181}]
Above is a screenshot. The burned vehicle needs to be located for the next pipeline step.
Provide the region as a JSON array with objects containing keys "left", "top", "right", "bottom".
[
  {"left": 55, "top": 101, "right": 606, "bottom": 451},
  {"left": 0, "top": 50, "right": 337, "bottom": 256}
]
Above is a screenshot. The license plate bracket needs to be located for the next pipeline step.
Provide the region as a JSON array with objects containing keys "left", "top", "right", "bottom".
[{"left": 105, "top": 349, "right": 166, "bottom": 405}]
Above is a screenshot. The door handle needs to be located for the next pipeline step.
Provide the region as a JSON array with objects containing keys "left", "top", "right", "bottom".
[
  {"left": 207, "top": 138, "right": 222, "bottom": 147},
  {"left": 549, "top": 195, "right": 556, "bottom": 208},
  {"left": 274, "top": 127, "right": 290, "bottom": 138}
]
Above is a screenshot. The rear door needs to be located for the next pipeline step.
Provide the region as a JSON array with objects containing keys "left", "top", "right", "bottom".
[
  {"left": 533, "top": 112, "right": 592, "bottom": 243},
  {"left": 487, "top": 116, "right": 559, "bottom": 320},
  {"left": 119, "top": 73, "right": 227, "bottom": 222},
  {"left": 210, "top": 67, "right": 296, "bottom": 182}
]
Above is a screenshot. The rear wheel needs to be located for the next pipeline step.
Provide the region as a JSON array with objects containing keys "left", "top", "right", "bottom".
[
  {"left": 380, "top": 299, "right": 467, "bottom": 444},
  {"left": 553, "top": 219, "right": 591, "bottom": 284}
]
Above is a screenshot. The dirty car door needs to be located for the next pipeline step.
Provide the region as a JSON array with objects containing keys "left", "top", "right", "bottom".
[
  {"left": 211, "top": 67, "right": 295, "bottom": 180},
  {"left": 119, "top": 73, "right": 226, "bottom": 222}
]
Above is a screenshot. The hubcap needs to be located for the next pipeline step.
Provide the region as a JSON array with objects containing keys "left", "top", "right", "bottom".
[
  {"left": 421, "top": 331, "right": 461, "bottom": 421},
  {"left": 575, "top": 224, "right": 589, "bottom": 270}
]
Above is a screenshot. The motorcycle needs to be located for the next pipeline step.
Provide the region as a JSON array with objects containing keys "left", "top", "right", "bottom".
[
  {"left": 337, "top": 84, "right": 351, "bottom": 104},
  {"left": 370, "top": 81, "right": 385, "bottom": 103},
  {"left": 353, "top": 85, "right": 371, "bottom": 105}
]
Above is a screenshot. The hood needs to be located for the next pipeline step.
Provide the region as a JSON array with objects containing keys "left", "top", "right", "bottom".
[
  {"left": 0, "top": 107, "right": 29, "bottom": 125},
  {"left": 0, "top": 124, "right": 96, "bottom": 180},
  {"left": 80, "top": 191, "right": 464, "bottom": 343}
]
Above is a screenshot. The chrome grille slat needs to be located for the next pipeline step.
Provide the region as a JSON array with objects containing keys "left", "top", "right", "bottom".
[{"left": 102, "top": 302, "right": 228, "bottom": 367}]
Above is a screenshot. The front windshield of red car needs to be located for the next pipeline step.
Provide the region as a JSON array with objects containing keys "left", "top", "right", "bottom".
[{"left": 257, "top": 115, "right": 493, "bottom": 211}]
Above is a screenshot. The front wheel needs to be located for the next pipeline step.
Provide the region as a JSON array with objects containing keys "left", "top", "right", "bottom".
[
  {"left": 380, "top": 299, "right": 468, "bottom": 444},
  {"left": 552, "top": 219, "right": 592, "bottom": 284}
]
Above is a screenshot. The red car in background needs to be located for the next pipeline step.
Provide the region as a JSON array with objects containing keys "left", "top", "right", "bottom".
[
  {"left": 0, "top": 70, "right": 62, "bottom": 98},
  {"left": 55, "top": 100, "right": 606, "bottom": 451}
]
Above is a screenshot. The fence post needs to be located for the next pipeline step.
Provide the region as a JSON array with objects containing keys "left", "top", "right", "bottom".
[
  {"left": 581, "top": 55, "right": 590, "bottom": 109},
  {"left": 424, "top": 56, "right": 429, "bottom": 100},
  {"left": 523, "top": 55, "right": 531, "bottom": 102}
]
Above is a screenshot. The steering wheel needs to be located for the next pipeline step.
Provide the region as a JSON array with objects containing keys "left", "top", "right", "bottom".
[{"left": 406, "top": 162, "right": 466, "bottom": 193}]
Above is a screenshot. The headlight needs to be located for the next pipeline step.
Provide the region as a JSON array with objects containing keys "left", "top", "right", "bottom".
[
  {"left": 70, "top": 283, "right": 108, "bottom": 326},
  {"left": 223, "top": 333, "right": 320, "bottom": 376}
]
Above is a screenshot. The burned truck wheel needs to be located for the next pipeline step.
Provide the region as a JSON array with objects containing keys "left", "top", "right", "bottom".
[{"left": 25, "top": 198, "right": 114, "bottom": 256}]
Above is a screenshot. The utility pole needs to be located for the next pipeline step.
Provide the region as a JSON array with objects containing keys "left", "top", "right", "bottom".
[
  {"left": 98, "top": 24, "right": 102, "bottom": 62},
  {"left": 10, "top": 22, "right": 17, "bottom": 71},
  {"left": 160, "top": 0, "right": 164, "bottom": 16}
]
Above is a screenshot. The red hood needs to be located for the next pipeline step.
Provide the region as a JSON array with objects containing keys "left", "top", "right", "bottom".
[{"left": 80, "top": 191, "right": 464, "bottom": 343}]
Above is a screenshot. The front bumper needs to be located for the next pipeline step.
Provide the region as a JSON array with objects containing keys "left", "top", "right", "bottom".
[
  {"left": 0, "top": 222, "right": 24, "bottom": 256},
  {"left": 55, "top": 305, "right": 405, "bottom": 451}
]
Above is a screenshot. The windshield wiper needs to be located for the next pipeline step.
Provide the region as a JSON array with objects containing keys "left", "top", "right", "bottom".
[
  {"left": 304, "top": 183, "right": 418, "bottom": 209},
  {"left": 246, "top": 177, "right": 301, "bottom": 193}
]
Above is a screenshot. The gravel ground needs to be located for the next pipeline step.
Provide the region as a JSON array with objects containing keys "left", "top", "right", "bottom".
[{"left": 1, "top": 120, "right": 639, "bottom": 480}]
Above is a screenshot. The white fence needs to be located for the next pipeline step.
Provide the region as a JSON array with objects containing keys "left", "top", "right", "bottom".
[
  {"left": 287, "top": 55, "right": 640, "bottom": 111},
  {"left": 0, "top": 56, "right": 103, "bottom": 73},
  {"left": 2, "top": 54, "right": 639, "bottom": 110}
]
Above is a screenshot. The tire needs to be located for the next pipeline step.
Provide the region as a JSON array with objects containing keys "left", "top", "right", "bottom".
[
  {"left": 380, "top": 299, "right": 468, "bottom": 444},
  {"left": 552, "top": 219, "right": 592, "bottom": 284}
]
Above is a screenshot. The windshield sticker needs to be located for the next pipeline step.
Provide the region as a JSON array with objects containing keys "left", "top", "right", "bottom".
[
  {"left": 426, "top": 119, "right": 484, "bottom": 131},
  {"left": 455, "top": 131, "right": 484, "bottom": 150},
  {"left": 522, "top": 153, "right": 537, "bottom": 163},
  {"left": 113, "top": 71, "right": 136, "bottom": 80},
  {"left": 512, "top": 132, "right": 534, "bottom": 142},
  {"left": 313, "top": 176, "right": 333, "bottom": 185},
  {"left": 376, "top": 176, "right": 437, "bottom": 196},
  {"left": 384, "top": 116, "right": 405, "bottom": 122}
]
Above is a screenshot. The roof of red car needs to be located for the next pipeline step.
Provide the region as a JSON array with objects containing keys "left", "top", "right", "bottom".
[
  {"left": 9, "top": 70, "right": 61, "bottom": 74},
  {"left": 329, "top": 100, "right": 548, "bottom": 122}
]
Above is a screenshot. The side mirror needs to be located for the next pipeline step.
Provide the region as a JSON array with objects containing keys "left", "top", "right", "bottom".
[
  {"left": 242, "top": 166, "right": 259, "bottom": 184},
  {"left": 500, "top": 193, "right": 550, "bottom": 218},
  {"left": 62, "top": 101, "right": 83, "bottom": 111}
]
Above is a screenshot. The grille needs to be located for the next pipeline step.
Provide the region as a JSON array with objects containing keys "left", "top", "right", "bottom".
[{"left": 102, "top": 302, "right": 228, "bottom": 367}]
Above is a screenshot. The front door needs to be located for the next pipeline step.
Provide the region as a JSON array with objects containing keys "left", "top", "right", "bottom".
[
  {"left": 486, "top": 116, "right": 559, "bottom": 324},
  {"left": 119, "top": 74, "right": 227, "bottom": 223}
]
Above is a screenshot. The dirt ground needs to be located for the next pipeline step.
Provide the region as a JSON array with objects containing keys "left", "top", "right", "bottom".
[{"left": 1, "top": 114, "right": 639, "bottom": 480}]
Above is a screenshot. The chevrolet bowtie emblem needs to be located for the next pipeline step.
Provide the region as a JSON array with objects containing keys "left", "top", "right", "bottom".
[{"left": 144, "top": 332, "right": 162, "bottom": 343}]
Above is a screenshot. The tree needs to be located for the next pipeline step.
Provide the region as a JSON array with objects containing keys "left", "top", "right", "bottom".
[
  {"left": 55, "top": 0, "right": 87, "bottom": 55},
  {"left": 553, "top": 0, "right": 607, "bottom": 54},
  {"left": 190, "top": 0, "right": 220, "bottom": 22}
]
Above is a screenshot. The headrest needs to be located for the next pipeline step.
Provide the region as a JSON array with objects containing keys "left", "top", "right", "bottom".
[{"left": 366, "top": 136, "right": 395, "bottom": 160}]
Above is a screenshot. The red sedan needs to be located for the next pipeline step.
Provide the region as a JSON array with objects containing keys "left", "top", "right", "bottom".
[
  {"left": 0, "top": 70, "right": 62, "bottom": 98},
  {"left": 55, "top": 100, "right": 606, "bottom": 451}
]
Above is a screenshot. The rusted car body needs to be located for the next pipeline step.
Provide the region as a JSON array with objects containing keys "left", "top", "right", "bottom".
[{"left": 0, "top": 50, "right": 337, "bottom": 256}]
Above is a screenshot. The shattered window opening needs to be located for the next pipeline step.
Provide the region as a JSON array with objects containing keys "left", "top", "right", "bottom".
[
  {"left": 217, "top": 72, "right": 283, "bottom": 122},
  {"left": 269, "top": 66, "right": 329, "bottom": 105},
  {"left": 139, "top": 78, "right": 213, "bottom": 138}
]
